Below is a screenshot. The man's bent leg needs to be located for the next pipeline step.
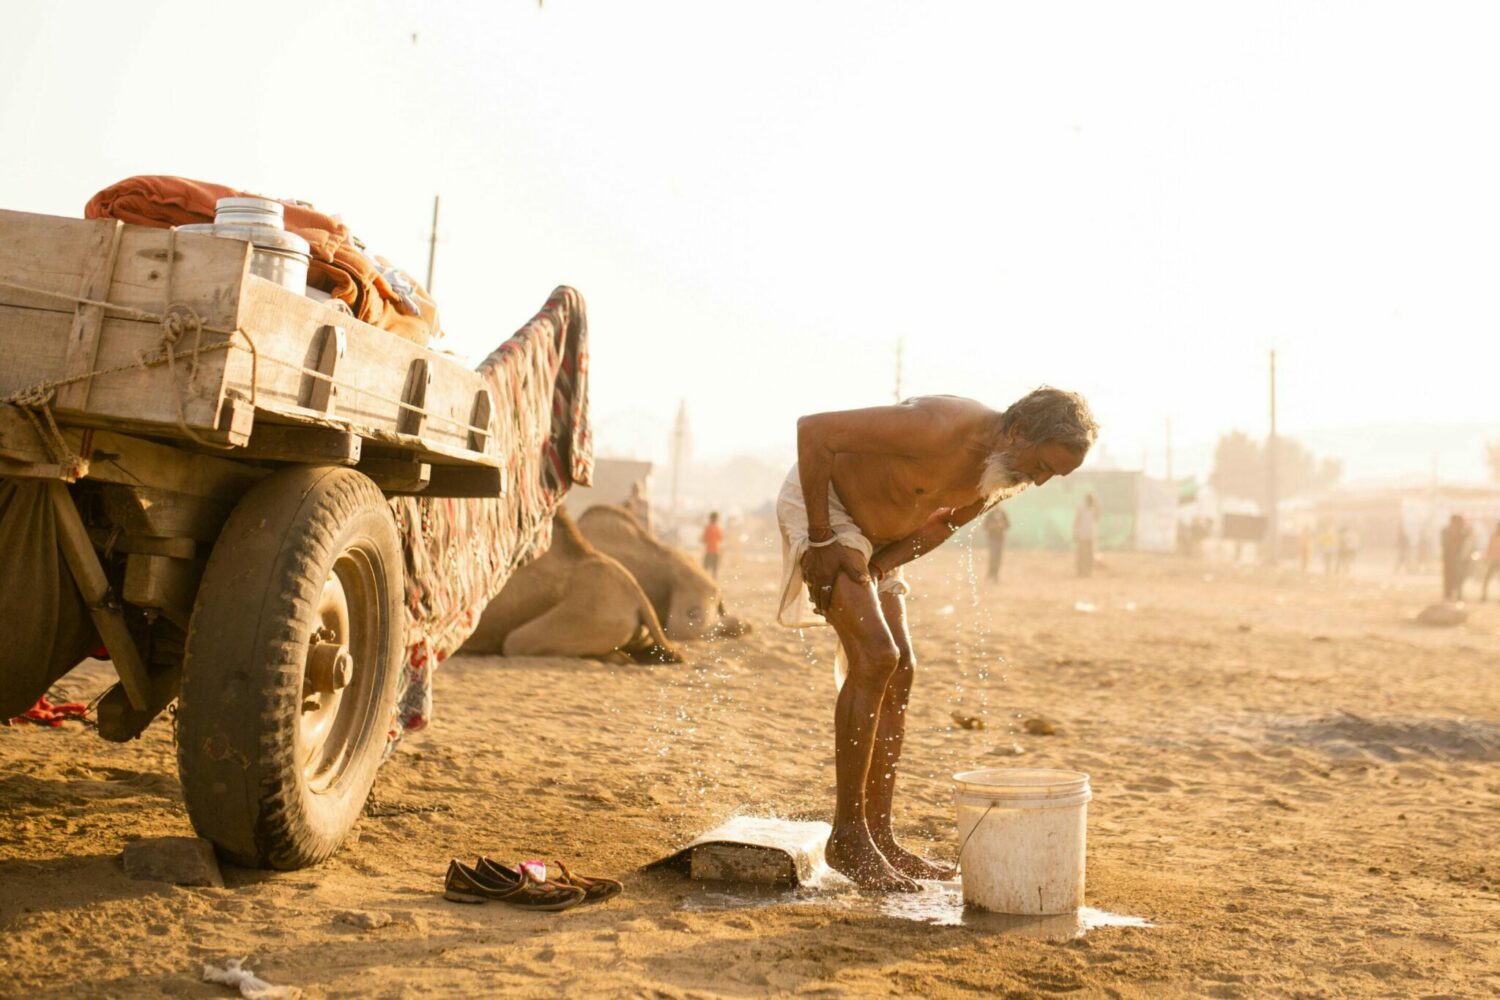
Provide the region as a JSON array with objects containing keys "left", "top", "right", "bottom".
[
  {"left": 825, "top": 570, "right": 918, "bottom": 892},
  {"left": 863, "top": 589, "right": 957, "bottom": 880}
]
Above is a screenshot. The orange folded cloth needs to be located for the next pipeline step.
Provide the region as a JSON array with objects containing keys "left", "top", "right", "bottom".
[{"left": 85, "top": 175, "right": 438, "bottom": 345}]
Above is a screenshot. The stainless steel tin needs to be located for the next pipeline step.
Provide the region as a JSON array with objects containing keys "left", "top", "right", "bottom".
[
  {"left": 213, "top": 197, "right": 285, "bottom": 228},
  {"left": 176, "top": 197, "right": 311, "bottom": 294}
]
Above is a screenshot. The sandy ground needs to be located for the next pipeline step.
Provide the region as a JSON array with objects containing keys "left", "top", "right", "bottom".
[{"left": 2, "top": 537, "right": 1498, "bottom": 999}]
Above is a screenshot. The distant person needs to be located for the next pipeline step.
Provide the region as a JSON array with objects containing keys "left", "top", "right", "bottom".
[
  {"left": 1440, "top": 514, "right": 1474, "bottom": 601},
  {"left": 1299, "top": 525, "right": 1313, "bottom": 573},
  {"left": 1337, "top": 525, "right": 1358, "bottom": 576},
  {"left": 1482, "top": 521, "right": 1500, "bottom": 601},
  {"left": 982, "top": 505, "right": 1011, "bottom": 583},
  {"left": 623, "top": 480, "right": 652, "bottom": 534},
  {"left": 1318, "top": 524, "right": 1339, "bottom": 575},
  {"left": 1073, "top": 493, "right": 1099, "bottom": 578},
  {"left": 1394, "top": 524, "right": 1412, "bottom": 574},
  {"left": 701, "top": 511, "right": 724, "bottom": 579}
]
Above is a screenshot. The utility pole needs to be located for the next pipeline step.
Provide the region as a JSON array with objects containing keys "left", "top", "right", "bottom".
[
  {"left": 425, "top": 195, "right": 440, "bottom": 292},
  {"left": 1265, "top": 349, "right": 1278, "bottom": 566},
  {"left": 670, "top": 400, "right": 690, "bottom": 528},
  {"left": 894, "top": 338, "right": 904, "bottom": 403}
]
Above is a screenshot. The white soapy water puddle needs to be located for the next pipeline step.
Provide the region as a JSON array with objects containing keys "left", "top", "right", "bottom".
[{"left": 678, "top": 871, "right": 1153, "bottom": 940}]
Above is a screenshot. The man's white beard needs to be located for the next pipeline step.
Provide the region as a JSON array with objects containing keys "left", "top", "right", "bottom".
[{"left": 980, "top": 449, "right": 1031, "bottom": 504}]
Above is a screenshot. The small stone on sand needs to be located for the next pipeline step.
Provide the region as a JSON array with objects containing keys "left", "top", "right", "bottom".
[
  {"left": 950, "top": 712, "right": 985, "bottom": 730},
  {"left": 989, "top": 742, "right": 1026, "bottom": 756},
  {"left": 336, "top": 910, "right": 393, "bottom": 930},
  {"left": 122, "top": 836, "right": 224, "bottom": 888},
  {"left": 1022, "top": 716, "right": 1057, "bottom": 736}
]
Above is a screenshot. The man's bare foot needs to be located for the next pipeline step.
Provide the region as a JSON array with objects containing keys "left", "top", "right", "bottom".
[
  {"left": 826, "top": 828, "right": 920, "bottom": 892},
  {"left": 872, "top": 837, "right": 957, "bottom": 880}
]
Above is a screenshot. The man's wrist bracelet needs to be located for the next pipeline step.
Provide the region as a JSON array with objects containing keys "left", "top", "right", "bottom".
[{"left": 807, "top": 534, "right": 838, "bottom": 548}]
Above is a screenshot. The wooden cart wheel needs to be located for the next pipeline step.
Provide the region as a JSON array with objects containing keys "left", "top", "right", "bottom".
[{"left": 177, "top": 466, "right": 404, "bottom": 868}]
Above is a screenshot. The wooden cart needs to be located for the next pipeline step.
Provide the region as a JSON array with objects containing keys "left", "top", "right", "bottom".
[{"left": 0, "top": 209, "right": 502, "bottom": 867}]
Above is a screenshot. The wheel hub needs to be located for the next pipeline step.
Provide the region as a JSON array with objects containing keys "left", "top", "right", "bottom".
[
  {"left": 307, "top": 639, "right": 354, "bottom": 693},
  {"left": 297, "top": 552, "right": 381, "bottom": 794}
]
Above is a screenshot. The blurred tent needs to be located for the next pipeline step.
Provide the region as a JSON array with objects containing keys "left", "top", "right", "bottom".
[{"left": 998, "top": 470, "right": 1179, "bottom": 552}]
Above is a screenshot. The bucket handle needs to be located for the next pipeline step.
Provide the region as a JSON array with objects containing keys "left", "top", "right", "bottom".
[{"left": 955, "top": 802, "right": 997, "bottom": 870}]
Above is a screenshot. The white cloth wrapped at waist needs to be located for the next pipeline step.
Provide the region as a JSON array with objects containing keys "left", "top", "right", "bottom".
[{"left": 776, "top": 464, "right": 909, "bottom": 689}]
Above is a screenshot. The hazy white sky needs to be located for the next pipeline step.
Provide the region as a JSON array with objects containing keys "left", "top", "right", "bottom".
[{"left": 4, "top": 1, "right": 1496, "bottom": 482}]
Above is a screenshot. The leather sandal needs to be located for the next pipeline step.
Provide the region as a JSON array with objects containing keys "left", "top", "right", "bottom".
[
  {"left": 444, "top": 859, "right": 584, "bottom": 911},
  {"left": 550, "top": 859, "right": 623, "bottom": 904}
]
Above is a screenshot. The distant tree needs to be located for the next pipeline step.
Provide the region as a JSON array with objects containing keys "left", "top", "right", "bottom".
[
  {"left": 1209, "top": 431, "right": 1341, "bottom": 504},
  {"left": 1486, "top": 440, "right": 1500, "bottom": 484}
]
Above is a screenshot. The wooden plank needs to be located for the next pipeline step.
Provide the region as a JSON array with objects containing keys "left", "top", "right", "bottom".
[
  {"left": 217, "top": 396, "right": 255, "bottom": 446},
  {"left": 70, "top": 427, "right": 263, "bottom": 499},
  {"left": 360, "top": 457, "right": 431, "bottom": 493},
  {"left": 362, "top": 428, "right": 501, "bottom": 469},
  {"left": 54, "top": 219, "right": 124, "bottom": 410},
  {"left": 223, "top": 277, "right": 487, "bottom": 458},
  {"left": 251, "top": 410, "right": 499, "bottom": 469},
  {"left": 468, "top": 388, "right": 492, "bottom": 452},
  {"left": 99, "top": 485, "right": 233, "bottom": 542},
  {"left": 85, "top": 529, "right": 197, "bottom": 559},
  {"left": 397, "top": 358, "right": 431, "bottom": 436},
  {"left": 0, "top": 305, "right": 230, "bottom": 433},
  {"left": 425, "top": 464, "right": 504, "bottom": 498},
  {"left": 46, "top": 481, "right": 152, "bottom": 711},
  {"left": 0, "top": 211, "right": 247, "bottom": 439},
  {"left": 301, "top": 324, "right": 344, "bottom": 413},
  {"left": 0, "top": 304, "right": 71, "bottom": 399},
  {"left": 239, "top": 423, "right": 361, "bottom": 465},
  {"left": 96, "top": 662, "right": 181, "bottom": 743},
  {"left": 0, "top": 213, "right": 121, "bottom": 313},
  {"left": 123, "top": 554, "right": 203, "bottom": 629},
  {"left": 0, "top": 210, "right": 249, "bottom": 331},
  {"left": 81, "top": 311, "right": 231, "bottom": 430}
]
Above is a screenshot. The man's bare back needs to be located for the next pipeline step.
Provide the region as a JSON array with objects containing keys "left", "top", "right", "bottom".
[{"left": 829, "top": 397, "right": 1017, "bottom": 544}]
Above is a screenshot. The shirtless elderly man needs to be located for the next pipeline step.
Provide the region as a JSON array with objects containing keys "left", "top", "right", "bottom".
[{"left": 777, "top": 388, "right": 1097, "bottom": 890}]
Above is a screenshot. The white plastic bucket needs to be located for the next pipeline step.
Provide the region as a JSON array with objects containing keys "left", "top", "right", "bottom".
[{"left": 954, "top": 767, "right": 1091, "bottom": 915}]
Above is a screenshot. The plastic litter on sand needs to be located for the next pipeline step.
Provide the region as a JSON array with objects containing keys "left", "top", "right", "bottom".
[{"left": 202, "top": 958, "right": 302, "bottom": 1000}]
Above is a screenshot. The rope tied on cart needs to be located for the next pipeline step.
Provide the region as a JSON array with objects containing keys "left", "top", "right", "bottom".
[
  {"left": 7, "top": 384, "right": 86, "bottom": 479},
  {"left": 0, "top": 274, "right": 262, "bottom": 452}
]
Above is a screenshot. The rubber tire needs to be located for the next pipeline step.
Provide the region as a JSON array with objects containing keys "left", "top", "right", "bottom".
[{"left": 177, "top": 466, "right": 404, "bottom": 869}]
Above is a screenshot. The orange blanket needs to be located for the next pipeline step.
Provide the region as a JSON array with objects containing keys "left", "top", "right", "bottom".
[{"left": 85, "top": 176, "right": 438, "bottom": 345}]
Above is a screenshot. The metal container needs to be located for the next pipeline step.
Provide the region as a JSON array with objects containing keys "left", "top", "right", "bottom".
[{"left": 178, "top": 197, "right": 311, "bottom": 294}]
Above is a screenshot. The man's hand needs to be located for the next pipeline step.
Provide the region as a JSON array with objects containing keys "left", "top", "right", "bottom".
[{"left": 801, "top": 543, "right": 870, "bottom": 616}]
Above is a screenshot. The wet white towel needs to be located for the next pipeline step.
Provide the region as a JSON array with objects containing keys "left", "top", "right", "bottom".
[{"left": 775, "top": 463, "right": 907, "bottom": 630}]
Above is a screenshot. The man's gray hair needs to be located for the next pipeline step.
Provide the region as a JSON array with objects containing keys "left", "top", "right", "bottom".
[{"left": 1000, "top": 386, "right": 1099, "bottom": 453}]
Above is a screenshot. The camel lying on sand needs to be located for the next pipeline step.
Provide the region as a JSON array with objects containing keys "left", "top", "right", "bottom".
[
  {"left": 576, "top": 505, "right": 751, "bottom": 641},
  {"left": 460, "top": 511, "right": 682, "bottom": 663}
]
